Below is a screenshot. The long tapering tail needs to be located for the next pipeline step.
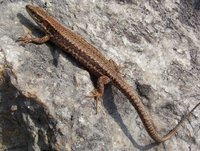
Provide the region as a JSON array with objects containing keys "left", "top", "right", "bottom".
[
  {"left": 157, "top": 102, "right": 200, "bottom": 142},
  {"left": 114, "top": 76, "right": 200, "bottom": 143}
]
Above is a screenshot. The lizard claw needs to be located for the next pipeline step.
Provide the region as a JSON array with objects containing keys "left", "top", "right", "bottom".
[
  {"left": 17, "top": 35, "right": 32, "bottom": 45},
  {"left": 86, "top": 89, "right": 102, "bottom": 114},
  {"left": 87, "top": 89, "right": 102, "bottom": 98}
]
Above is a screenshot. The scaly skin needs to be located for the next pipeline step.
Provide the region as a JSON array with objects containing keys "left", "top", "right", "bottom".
[{"left": 18, "top": 4, "right": 200, "bottom": 143}]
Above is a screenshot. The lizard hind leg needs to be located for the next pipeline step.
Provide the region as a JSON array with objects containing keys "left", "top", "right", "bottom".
[{"left": 87, "top": 75, "right": 111, "bottom": 114}]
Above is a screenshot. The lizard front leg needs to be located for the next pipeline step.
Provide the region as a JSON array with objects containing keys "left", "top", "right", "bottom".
[
  {"left": 89, "top": 75, "right": 111, "bottom": 113},
  {"left": 17, "top": 34, "right": 50, "bottom": 45}
]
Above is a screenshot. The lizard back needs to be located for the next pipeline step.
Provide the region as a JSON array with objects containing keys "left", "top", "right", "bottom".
[{"left": 26, "top": 5, "right": 120, "bottom": 78}]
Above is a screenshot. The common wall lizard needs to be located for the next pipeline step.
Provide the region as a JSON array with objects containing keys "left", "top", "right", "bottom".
[{"left": 18, "top": 4, "right": 200, "bottom": 143}]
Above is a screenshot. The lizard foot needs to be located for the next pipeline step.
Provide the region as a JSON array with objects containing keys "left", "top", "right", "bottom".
[
  {"left": 86, "top": 89, "right": 102, "bottom": 114},
  {"left": 17, "top": 35, "right": 32, "bottom": 45}
]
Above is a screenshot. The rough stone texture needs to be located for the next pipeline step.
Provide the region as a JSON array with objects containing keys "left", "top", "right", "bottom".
[{"left": 0, "top": 0, "right": 200, "bottom": 151}]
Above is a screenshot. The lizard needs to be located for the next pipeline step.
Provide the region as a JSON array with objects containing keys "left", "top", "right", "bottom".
[{"left": 18, "top": 4, "right": 200, "bottom": 143}]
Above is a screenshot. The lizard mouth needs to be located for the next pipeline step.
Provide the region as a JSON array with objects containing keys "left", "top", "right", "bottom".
[
  {"left": 25, "top": 5, "right": 39, "bottom": 22},
  {"left": 25, "top": 5, "right": 46, "bottom": 29},
  {"left": 26, "top": 5, "right": 36, "bottom": 16}
]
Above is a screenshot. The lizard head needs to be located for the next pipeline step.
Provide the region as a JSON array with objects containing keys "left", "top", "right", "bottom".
[{"left": 25, "top": 5, "right": 49, "bottom": 31}]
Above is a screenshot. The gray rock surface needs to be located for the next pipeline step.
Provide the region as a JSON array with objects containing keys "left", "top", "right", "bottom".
[{"left": 0, "top": 0, "right": 200, "bottom": 150}]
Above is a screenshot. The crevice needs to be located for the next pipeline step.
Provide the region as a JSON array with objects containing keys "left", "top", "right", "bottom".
[{"left": 0, "top": 66, "right": 59, "bottom": 151}]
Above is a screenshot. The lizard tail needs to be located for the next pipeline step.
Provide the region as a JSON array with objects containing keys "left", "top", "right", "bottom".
[
  {"left": 157, "top": 101, "right": 200, "bottom": 142},
  {"left": 114, "top": 77, "right": 200, "bottom": 143}
]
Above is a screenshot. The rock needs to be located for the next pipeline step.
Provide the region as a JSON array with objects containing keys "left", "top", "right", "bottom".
[{"left": 0, "top": 0, "right": 199, "bottom": 150}]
